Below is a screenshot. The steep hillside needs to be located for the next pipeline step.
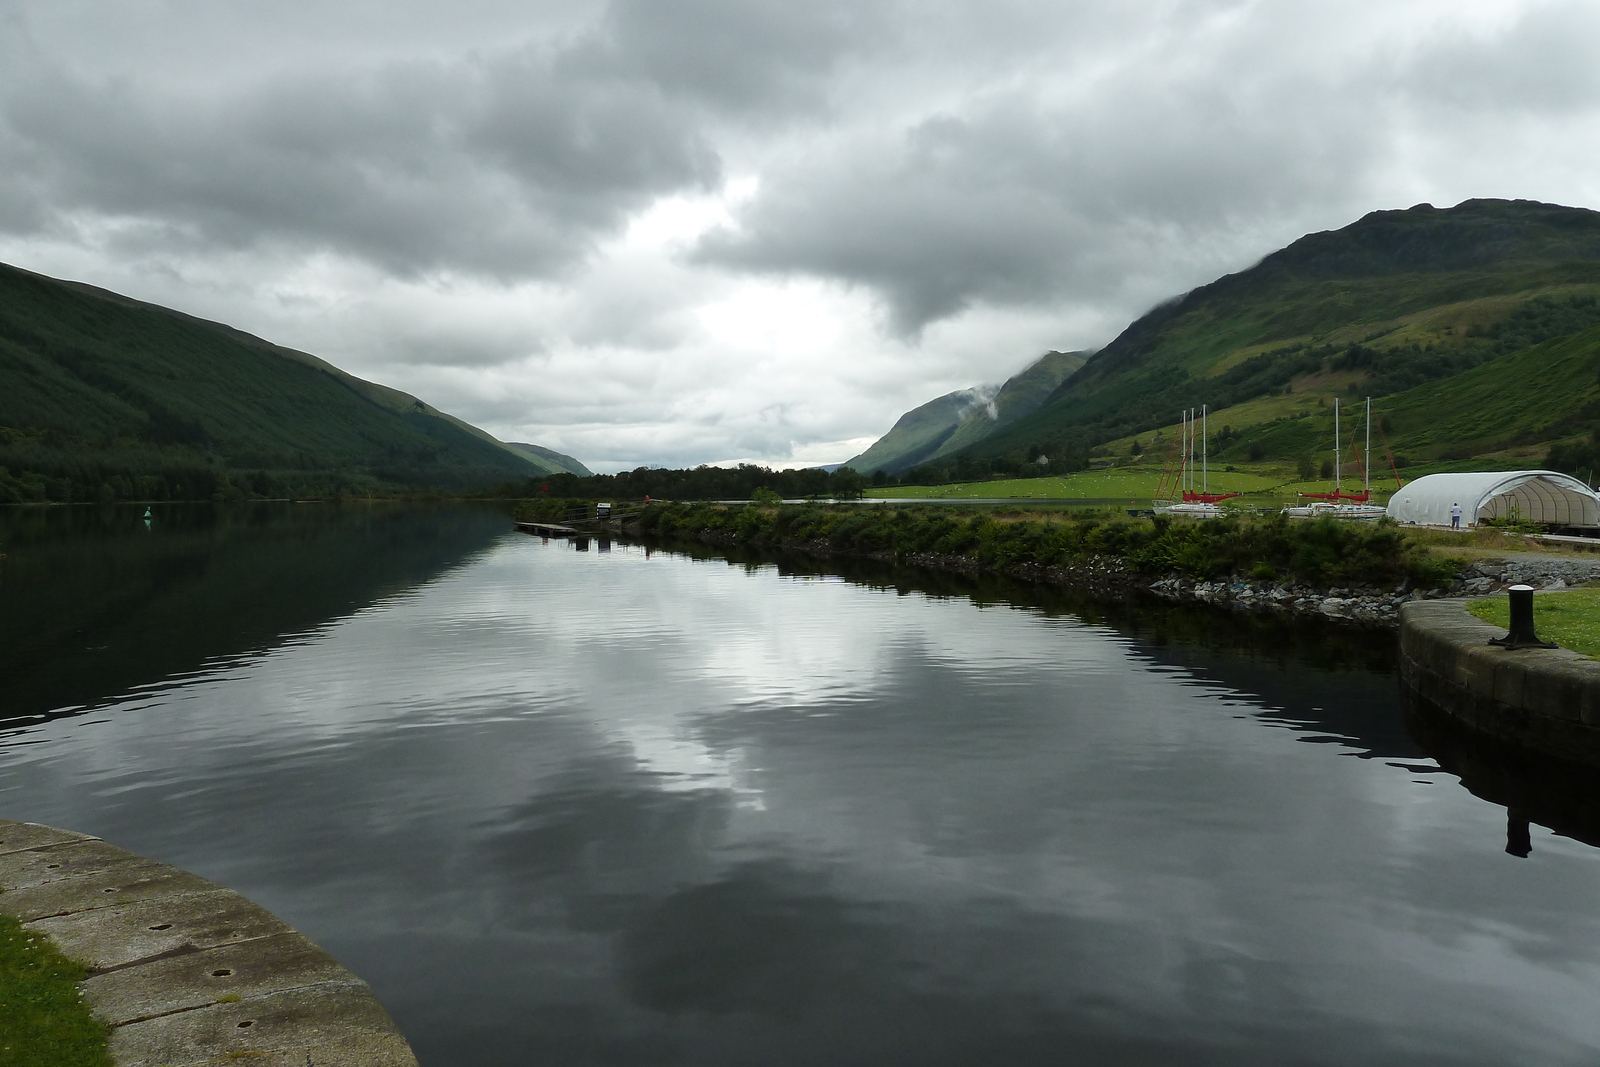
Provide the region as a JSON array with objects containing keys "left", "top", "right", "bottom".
[
  {"left": 848, "top": 349, "right": 1088, "bottom": 473},
  {"left": 1381, "top": 324, "right": 1600, "bottom": 458},
  {"left": 0, "top": 262, "right": 569, "bottom": 501},
  {"left": 845, "top": 388, "right": 996, "bottom": 474},
  {"left": 1192, "top": 324, "right": 1600, "bottom": 471},
  {"left": 952, "top": 199, "right": 1600, "bottom": 472},
  {"left": 505, "top": 442, "right": 592, "bottom": 477}
]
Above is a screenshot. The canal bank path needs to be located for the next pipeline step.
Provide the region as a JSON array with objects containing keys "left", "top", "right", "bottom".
[{"left": 0, "top": 819, "right": 417, "bottom": 1067}]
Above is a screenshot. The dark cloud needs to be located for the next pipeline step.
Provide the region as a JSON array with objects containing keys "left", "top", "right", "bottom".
[
  {"left": 0, "top": 45, "right": 716, "bottom": 275},
  {"left": 2, "top": 0, "right": 1599, "bottom": 465},
  {"left": 597, "top": 0, "right": 877, "bottom": 115},
  {"left": 0, "top": 0, "right": 873, "bottom": 280},
  {"left": 695, "top": 34, "right": 1386, "bottom": 330},
  {"left": 5, "top": 1, "right": 1597, "bottom": 313}
]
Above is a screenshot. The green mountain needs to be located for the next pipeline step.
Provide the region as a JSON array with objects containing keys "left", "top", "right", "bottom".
[
  {"left": 504, "top": 442, "right": 592, "bottom": 477},
  {"left": 0, "top": 262, "right": 580, "bottom": 502},
  {"left": 930, "top": 199, "right": 1600, "bottom": 478},
  {"left": 847, "top": 349, "right": 1089, "bottom": 473},
  {"left": 845, "top": 388, "right": 994, "bottom": 474}
]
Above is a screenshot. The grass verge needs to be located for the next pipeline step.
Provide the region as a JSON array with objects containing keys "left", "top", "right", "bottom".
[
  {"left": 1468, "top": 589, "right": 1600, "bottom": 659},
  {"left": 0, "top": 911, "right": 112, "bottom": 1067}
]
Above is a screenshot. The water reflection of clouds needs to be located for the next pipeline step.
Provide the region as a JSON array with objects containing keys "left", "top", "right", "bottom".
[{"left": 8, "top": 534, "right": 1600, "bottom": 1065}]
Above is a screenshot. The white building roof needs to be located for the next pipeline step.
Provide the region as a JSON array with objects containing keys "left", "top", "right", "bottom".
[{"left": 1385, "top": 470, "right": 1600, "bottom": 527}]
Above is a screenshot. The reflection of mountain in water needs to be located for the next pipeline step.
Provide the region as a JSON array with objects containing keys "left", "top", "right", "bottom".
[{"left": 0, "top": 502, "right": 509, "bottom": 722}]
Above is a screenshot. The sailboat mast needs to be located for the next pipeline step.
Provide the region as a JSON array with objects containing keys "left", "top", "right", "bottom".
[
  {"left": 1202, "top": 404, "right": 1209, "bottom": 494},
  {"left": 1177, "top": 411, "right": 1185, "bottom": 496},
  {"left": 1183, "top": 410, "right": 1190, "bottom": 494},
  {"left": 1176, "top": 411, "right": 1185, "bottom": 500},
  {"left": 1333, "top": 398, "right": 1341, "bottom": 496},
  {"left": 1364, "top": 397, "right": 1372, "bottom": 495}
]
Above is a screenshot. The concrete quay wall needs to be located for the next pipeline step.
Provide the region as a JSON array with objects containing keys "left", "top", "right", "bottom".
[
  {"left": 1399, "top": 600, "right": 1600, "bottom": 766},
  {"left": 0, "top": 819, "right": 418, "bottom": 1067}
]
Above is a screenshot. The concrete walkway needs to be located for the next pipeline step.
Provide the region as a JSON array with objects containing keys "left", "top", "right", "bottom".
[{"left": 0, "top": 820, "right": 418, "bottom": 1067}]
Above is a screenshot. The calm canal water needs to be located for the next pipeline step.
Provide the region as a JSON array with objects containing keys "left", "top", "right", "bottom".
[{"left": 5, "top": 503, "right": 1600, "bottom": 1066}]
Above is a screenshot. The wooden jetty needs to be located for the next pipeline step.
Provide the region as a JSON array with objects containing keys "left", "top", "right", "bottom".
[{"left": 515, "top": 504, "right": 646, "bottom": 539}]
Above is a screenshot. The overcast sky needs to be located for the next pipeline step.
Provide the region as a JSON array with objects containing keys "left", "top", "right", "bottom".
[{"left": 3, "top": 0, "right": 1599, "bottom": 471}]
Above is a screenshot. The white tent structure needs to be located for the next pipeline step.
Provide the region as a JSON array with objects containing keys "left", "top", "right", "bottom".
[{"left": 1385, "top": 470, "right": 1600, "bottom": 528}]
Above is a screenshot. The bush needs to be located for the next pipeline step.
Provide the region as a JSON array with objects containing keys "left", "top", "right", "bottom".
[{"left": 620, "top": 503, "right": 1451, "bottom": 590}]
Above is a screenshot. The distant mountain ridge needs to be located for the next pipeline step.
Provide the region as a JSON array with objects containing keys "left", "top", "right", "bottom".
[
  {"left": 505, "top": 442, "right": 592, "bottom": 477},
  {"left": 0, "top": 262, "right": 584, "bottom": 501},
  {"left": 846, "top": 387, "right": 996, "bottom": 475},
  {"left": 847, "top": 349, "right": 1089, "bottom": 473},
  {"left": 896, "top": 198, "right": 1600, "bottom": 480}
]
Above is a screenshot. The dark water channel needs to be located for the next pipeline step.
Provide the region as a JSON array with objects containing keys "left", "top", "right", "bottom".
[{"left": 5, "top": 503, "right": 1600, "bottom": 1066}]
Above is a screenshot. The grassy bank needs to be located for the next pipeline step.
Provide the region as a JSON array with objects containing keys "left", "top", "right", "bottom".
[
  {"left": 865, "top": 457, "right": 1578, "bottom": 508},
  {"left": 1468, "top": 589, "right": 1600, "bottom": 658},
  {"left": 866, "top": 466, "right": 1291, "bottom": 502},
  {"left": 0, "top": 913, "right": 111, "bottom": 1067},
  {"left": 521, "top": 499, "right": 1463, "bottom": 588}
]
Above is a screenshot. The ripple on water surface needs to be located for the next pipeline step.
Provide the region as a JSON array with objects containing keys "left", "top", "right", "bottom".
[{"left": 3, "top": 510, "right": 1600, "bottom": 1067}]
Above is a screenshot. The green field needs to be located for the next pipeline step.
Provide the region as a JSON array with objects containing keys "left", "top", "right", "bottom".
[
  {"left": 1469, "top": 589, "right": 1600, "bottom": 658},
  {"left": 870, "top": 463, "right": 1397, "bottom": 505}
]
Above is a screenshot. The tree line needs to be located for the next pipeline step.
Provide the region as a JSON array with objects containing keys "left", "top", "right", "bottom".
[{"left": 477, "top": 462, "right": 874, "bottom": 501}]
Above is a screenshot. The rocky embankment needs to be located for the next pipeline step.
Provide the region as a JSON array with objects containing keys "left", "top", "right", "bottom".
[
  {"left": 1148, "top": 552, "right": 1600, "bottom": 628},
  {"left": 1454, "top": 553, "right": 1600, "bottom": 593}
]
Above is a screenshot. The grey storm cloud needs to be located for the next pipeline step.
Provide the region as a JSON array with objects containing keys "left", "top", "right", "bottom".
[
  {"left": 3, "top": 0, "right": 1600, "bottom": 468},
  {"left": 692, "top": 3, "right": 1566, "bottom": 331},
  {"left": 0, "top": 43, "right": 712, "bottom": 275},
  {"left": 4, "top": 0, "right": 1599, "bottom": 320},
  {"left": 0, "top": 0, "right": 874, "bottom": 278}
]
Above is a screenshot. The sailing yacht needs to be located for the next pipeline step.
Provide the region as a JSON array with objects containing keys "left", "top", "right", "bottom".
[
  {"left": 1154, "top": 406, "right": 1236, "bottom": 517},
  {"left": 1283, "top": 397, "right": 1388, "bottom": 520}
]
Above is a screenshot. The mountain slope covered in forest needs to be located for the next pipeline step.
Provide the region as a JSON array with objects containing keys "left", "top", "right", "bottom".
[{"left": 0, "top": 263, "right": 581, "bottom": 501}]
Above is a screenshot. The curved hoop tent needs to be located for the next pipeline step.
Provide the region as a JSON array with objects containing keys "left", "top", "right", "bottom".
[{"left": 1385, "top": 471, "right": 1600, "bottom": 527}]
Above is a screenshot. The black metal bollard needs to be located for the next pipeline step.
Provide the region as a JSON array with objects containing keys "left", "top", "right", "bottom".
[
  {"left": 1506, "top": 811, "right": 1532, "bottom": 858},
  {"left": 1488, "top": 584, "right": 1557, "bottom": 649}
]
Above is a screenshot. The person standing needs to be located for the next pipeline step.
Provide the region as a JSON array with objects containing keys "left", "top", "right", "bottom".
[{"left": 1450, "top": 502, "right": 1463, "bottom": 529}]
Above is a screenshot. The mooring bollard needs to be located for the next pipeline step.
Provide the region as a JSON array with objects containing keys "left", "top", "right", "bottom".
[{"left": 1488, "top": 584, "right": 1557, "bottom": 650}]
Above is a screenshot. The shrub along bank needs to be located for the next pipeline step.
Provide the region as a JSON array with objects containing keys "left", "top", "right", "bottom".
[{"left": 516, "top": 499, "right": 1463, "bottom": 595}]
